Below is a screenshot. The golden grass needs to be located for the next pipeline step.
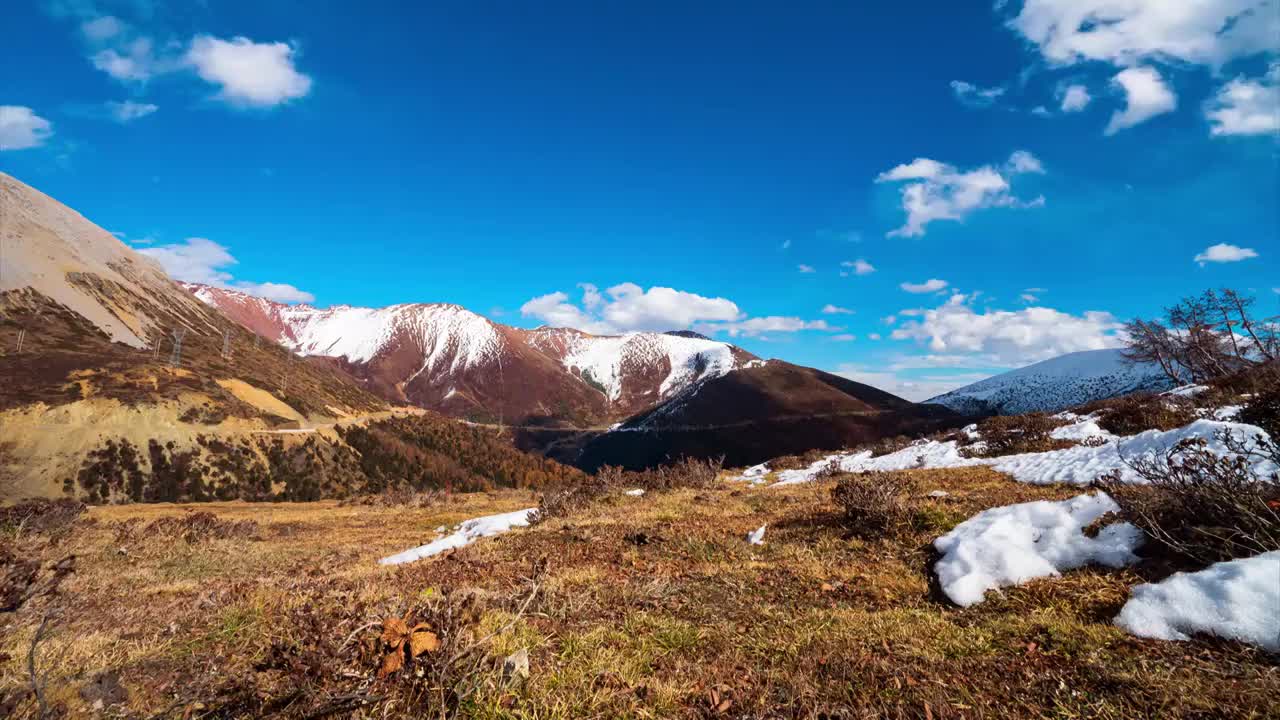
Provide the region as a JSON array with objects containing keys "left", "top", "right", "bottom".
[{"left": 1, "top": 469, "right": 1276, "bottom": 718}]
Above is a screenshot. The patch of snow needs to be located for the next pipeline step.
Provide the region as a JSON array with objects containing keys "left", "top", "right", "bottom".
[
  {"left": 378, "top": 508, "right": 536, "bottom": 565},
  {"left": 555, "top": 332, "right": 739, "bottom": 403},
  {"left": 1115, "top": 551, "right": 1280, "bottom": 651},
  {"left": 767, "top": 420, "right": 1273, "bottom": 488},
  {"left": 624, "top": 488, "right": 645, "bottom": 497},
  {"left": 747, "top": 525, "right": 767, "bottom": 545},
  {"left": 926, "top": 490, "right": 950, "bottom": 498},
  {"left": 1213, "top": 405, "right": 1243, "bottom": 421},
  {"left": 933, "top": 493, "right": 1143, "bottom": 607},
  {"left": 1164, "top": 384, "right": 1209, "bottom": 398},
  {"left": 728, "top": 463, "right": 770, "bottom": 484}
]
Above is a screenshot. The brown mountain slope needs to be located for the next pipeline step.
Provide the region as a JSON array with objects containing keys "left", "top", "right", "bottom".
[{"left": 572, "top": 360, "right": 961, "bottom": 470}]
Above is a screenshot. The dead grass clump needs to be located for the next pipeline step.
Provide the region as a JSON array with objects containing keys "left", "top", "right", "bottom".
[
  {"left": 531, "top": 457, "right": 723, "bottom": 525},
  {"left": 341, "top": 487, "right": 449, "bottom": 509},
  {"left": 117, "top": 511, "right": 260, "bottom": 544},
  {"left": 633, "top": 456, "right": 723, "bottom": 491},
  {"left": 1097, "top": 431, "right": 1280, "bottom": 566},
  {"left": 966, "top": 413, "right": 1072, "bottom": 457},
  {"left": 0, "top": 498, "right": 86, "bottom": 537},
  {"left": 0, "top": 545, "right": 40, "bottom": 612},
  {"left": 831, "top": 472, "right": 917, "bottom": 539},
  {"left": 1094, "top": 393, "right": 1196, "bottom": 436},
  {"left": 768, "top": 448, "right": 838, "bottom": 471}
]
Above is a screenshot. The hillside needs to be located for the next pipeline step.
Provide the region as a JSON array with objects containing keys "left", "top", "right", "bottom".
[
  {"left": 572, "top": 360, "right": 960, "bottom": 470},
  {"left": 926, "top": 349, "right": 1173, "bottom": 416},
  {"left": 0, "top": 173, "right": 583, "bottom": 501}
]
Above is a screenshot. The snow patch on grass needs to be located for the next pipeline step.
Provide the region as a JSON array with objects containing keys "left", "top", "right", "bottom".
[
  {"left": 378, "top": 508, "right": 536, "bottom": 565},
  {"left": 1115, "top": 551, "right": 1280, "bottom": 651},
  {"left": 933, "top": 493, "right": 1143, "bottom": 607}
]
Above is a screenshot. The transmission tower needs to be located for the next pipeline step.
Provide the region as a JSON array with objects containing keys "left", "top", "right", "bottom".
[{"left": 170, "top": 328, "right": 187, "bottom": 367}]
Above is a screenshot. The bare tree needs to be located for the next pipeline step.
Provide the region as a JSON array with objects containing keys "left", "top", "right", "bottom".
[{"left": 1122, "top": 288, "right": 1278, "bottom": 384}]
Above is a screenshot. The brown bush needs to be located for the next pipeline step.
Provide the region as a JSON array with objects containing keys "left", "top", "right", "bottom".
[
  {"left": 116, "top": 511, "right": 260, "bottom": 544},
  {"left": 1238, "top": 382, "right": 1279, "bottom": 439},
  {"left": 0, "top": 498, "right": 86, "bottom": 536},
  {"left": 529, "top": 456, "right": 723, "bottom": 525},
  {"left": 831, "top": 472, "right": 917, "bottom": 539},
  {"left": 1094, "top": 393, "right": 1196, "bottom": 436},
  {"left": 1097, "top": 430, "right": 1280, "bottom": 565},
  {"left": 967, "top": 413, "right": 1072, "bottom": 457}
]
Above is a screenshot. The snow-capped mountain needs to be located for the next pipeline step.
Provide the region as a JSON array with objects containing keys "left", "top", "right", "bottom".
[
  {"left": 926, "top": 349, "right": 1174, "bottom": 415},
  {"left": 183, "top": 283, "right": 756, "bottom": 425}
]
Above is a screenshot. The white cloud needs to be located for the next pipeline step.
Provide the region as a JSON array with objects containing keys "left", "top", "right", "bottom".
[
  {"left": 1194, "top": 243, "right": 1259, "bottom": 265},
  {"left": 868, "top": 333, "right": 882, "bottom": 340},
  {"left": 521, "top": 283, "right": 839, "bottom": 339},
  {"left": 840, "top": 259, "right": 875, "bottom": 276},
  {"left": 798, "top": 264, "right": 816, "bottom": 273},
  {"left": 833, "top": 365, "right": 992, "bottom": 402},
  {"left": 0, "top": 106, "right": 53, "bottom": 150},
  {"left": 80, "top": 15, "right": 125, "bottom": 41},
  {"left": 950, "top": 80, "right": 1006, "bottom": 107},
  {"left": 822, "top": 304, "right": 855, "bottom": 315},
  {"left": 1020, "top": 292, "right": 1039, "bottom": 303},
  {"left": 522, "top": 283, "right": 742, "bottom": 335},
  {"left": 900, "top": 278, "right": 949, "bottom": 294},
  {"left": 889, "top": 293, "right": 1124, "bottom": 365},
  {"left": 1207, "top": 63, "right": 1280, "bottom": 136},
  {"left": 1059, "top": 84, "right": 1091, "bottom": 112},
  {"left": 186, "top": 35, "right": 313, "bottom": 107},
  {"left": 91, "top": 36, "right": 166, "bottom": 82},
  {"left": 711, "top": 316, "right": 836, "bottom": 339},
  {"left": 876, "top": 151, "right": 1045, "bottom": 237},
  {"left": 1105, "top": 66, "right": 1177, "bottom": 135},
  {"left": 139, "top": 237, "right": 315, "bottom": 303},
  {"left": 106, "top": 100, "right": 158, "bottom": 122},
  {"left": 1004, "top": 0, "right": 1278, "bottom": 69},
  {"left": 832, "top": 334, "right": 857, "bottom": 342},
  {"left": 882, "top": 315, "right": 897, "bottom": 325}
]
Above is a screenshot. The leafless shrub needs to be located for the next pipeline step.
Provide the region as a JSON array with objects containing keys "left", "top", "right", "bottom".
[
  {"left": 115, "top": 511, "right": 260, "bottom": 544},
  {"left": 340, "top": 487, "right": 448, "bottom": 509},
  {"left": 812, "top": 457, "right": 844, "bottom": 481},
  {"left": 1096, "top": 430, "right": 1280, "bottom": 565},
  {"left": 831, "top": 472, "right": 917, "bottom": 539},
  {"left": 530, "top": 457, "right": 723, "bottom": 525},
  {"left": 1239, "top": 380, "right": 1280, "bottom": 439},
  {"left": 1095, "top": 394, "right": 1196, "bottom": 436},
  {"left": 0, "top": 499, "right": 86, "bottom": 538},
  {"left": 965, "top": 413, "right": 1071, "bottom": 457}
]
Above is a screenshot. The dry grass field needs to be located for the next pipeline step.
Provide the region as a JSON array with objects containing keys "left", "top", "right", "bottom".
[{"left": 2, "top": 467, "right": 1277, "bottom": 719}]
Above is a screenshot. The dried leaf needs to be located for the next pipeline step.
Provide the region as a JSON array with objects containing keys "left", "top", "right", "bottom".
[
  {"left": 379, "top": 649, "right": 404, "bottom": 678},
  {"left": 409, "top": 629, "right": 440, "bottom": 657},
  {"left": 381, "top": 617, "right": 409, "bottom": 647}
]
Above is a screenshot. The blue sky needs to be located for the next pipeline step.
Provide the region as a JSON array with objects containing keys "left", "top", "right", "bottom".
[{"left": 2, "top": 0, "right": 1277, "bottom": 399}]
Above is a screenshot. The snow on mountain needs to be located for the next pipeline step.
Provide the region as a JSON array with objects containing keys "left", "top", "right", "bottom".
[
  {"left": 926, "top": 349, "right": 1173, "bottom": 415},
  {"left": 1, "top": 172, "right": 206, "bottom": 347},
  {"left": 183, "top": 283, "right": 751, "bottom": 422}
]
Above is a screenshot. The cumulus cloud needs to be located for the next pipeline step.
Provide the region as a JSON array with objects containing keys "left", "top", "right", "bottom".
[
  {"left": 1207, "top": 63, "right": 1280, "bottom": 136},
  {"left": 889, "top": 293, "right": 1124, "bottom": 365},
  {"left": 833, "top": 365, "right": 992, "bottom": 402},
  {"left": 1105, "top": 66, "right": 1177, "bottom": 135},
  {"left": 712, "top": 316, "right": 837, "bottom": 339},
  {"left": 1059, "top": 84, "right": 1091, "bottom": 112},
  {"left": 90, "top": 36, "right": 169, "bottom": 81},
  {"left": 1194, "top": 243, "right": 1259, "bottom": 265},
  {"left": 187, "top": 35, "right": 313, "bottom": 107},
  {"left": 139, "top": 237, "right": 315, "bottom": 303},
  {"left": 80, "top": 15, "right": 125, "bottom": 41},
  {"left": 822, "top": 304, "right": 855, "bottom": 315},
  {"left": 840, "top": 259, "right": 875, "bottom": 276},
  {"left": 0, "top": 106, "right": 53, "bottom": 150},
  {"left": 900, "top": 279, "right": 949, "bottom": 294},
  {"left": 876, "top": 151, "right": 1045, "bottom": 237},
  {"left": 1004, "top": 0, "right": 1277, "bottom": 69},
  {"left": 950, "top": 80, "right": 1006, "bottom": 108},
  {"left": 521, "top": 283, "right": 837, "bottom": 339},
  {"left": 106, "top": 100, "right": 158, "bottom": 122},
  {"left": 521, "top": 283, "right": 742, "bottom": 335}
]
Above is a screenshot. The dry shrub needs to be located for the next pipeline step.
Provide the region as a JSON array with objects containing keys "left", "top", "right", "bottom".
[
  {"left": 867, "top": 435, "right": 914, "bottom": 458},
  {"left": 0, "top": 498, "right": 86, "bottom": 537},
  {"left": 1238, "top": 382, "right": 1279, "bottom": 438},
  {"left": 831, "top": 472, "right": 917, "bottom": 539},
  {"left": 116, "top": 511, "right": 260, "bottom": 544},
  {"left": 1097, "top": 430, "right": 1280, "bottom": 565},
  {"left": 340, "top": 487, "right": 448, "bottom": 509},
  {"left": 530, "top": 457, "right": 722, "bottom": 525},
  {"left": 765, "top": 448, "right": 834, "bottom": 472},
  {"left": 0, "top": 545, "right": 40, "bottom": 612},
  {"left": 968, "top": 413, "right": 1072, "bottom": 457},
  {"left": 1095, "top": 393, "right": 1196, "bottom": 436}
]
